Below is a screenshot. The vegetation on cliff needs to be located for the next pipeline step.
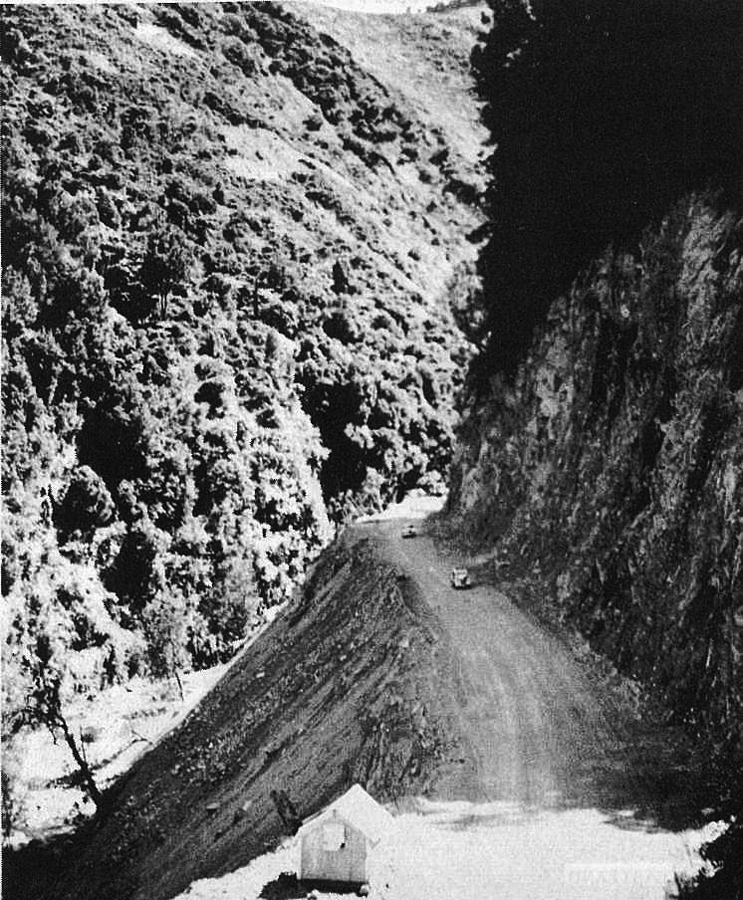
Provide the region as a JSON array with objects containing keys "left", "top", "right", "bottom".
[{"left": 470, "top": 0, "right": 741, "bottom": 376}]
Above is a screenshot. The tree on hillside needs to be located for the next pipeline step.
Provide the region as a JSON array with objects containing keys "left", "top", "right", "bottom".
[
  {"left": 138, "top": 226, "right": 191, "bottom": 319},
  {"left": 5, "top": 606, "right": 104, "bottom": 811},
  {"left": 143, "top": 587, "right": 189, "bottom": 700},
  {"left": 54, "top": 465, "right": 116, "bottom": 541}
]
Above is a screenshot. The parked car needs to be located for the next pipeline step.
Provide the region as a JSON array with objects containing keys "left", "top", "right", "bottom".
[
  {"left": 402, "top": 524, "right": 418, "bottom": 539},
  {"left": 449, "top": 567, "right": 472, "bottom": 589}
]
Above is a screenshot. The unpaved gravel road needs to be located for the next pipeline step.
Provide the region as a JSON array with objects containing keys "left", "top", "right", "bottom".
[
  {"left": 365, "top": 516, "right": 638, "bottom": 810},
  {"left": 164, "top": 503, "right": 712, "bottom": 900}
]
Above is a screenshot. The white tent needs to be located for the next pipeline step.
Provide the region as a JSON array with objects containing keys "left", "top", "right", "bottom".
[{"left": 297, "top": 784, "right": 397, "bottom": 885}]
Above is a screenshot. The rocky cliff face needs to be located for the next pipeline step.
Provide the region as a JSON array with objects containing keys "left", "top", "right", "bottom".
[
  {"left": 456, "top": 4, "right": 743, "bottom": 888},
  {"left": 448, "top": 194, "right": 743, "bottom": 748}
]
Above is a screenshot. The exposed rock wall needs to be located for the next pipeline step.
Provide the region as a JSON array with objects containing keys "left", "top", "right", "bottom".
[{"left": 448, "top": 195, "right": 743, "bottom": 745}]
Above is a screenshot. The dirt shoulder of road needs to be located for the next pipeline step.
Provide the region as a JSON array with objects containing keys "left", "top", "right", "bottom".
[{"left": 424, "top": 511, "right": 730, "bottom": 831}]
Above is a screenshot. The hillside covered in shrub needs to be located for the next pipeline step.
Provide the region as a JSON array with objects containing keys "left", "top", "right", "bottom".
[
  {"left": 448, "top": 0, "right": 742, "bottom": 892},
  {"left": 1, "top": 0, "right": 484, "bottom": 769}
]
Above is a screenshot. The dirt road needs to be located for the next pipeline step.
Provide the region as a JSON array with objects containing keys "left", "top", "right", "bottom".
[
  {"left": 364, "top": 516, "right": 637, "bottom": 810},
  {"left": 24, "top": 499, "right": 705, "bottom": 900}
]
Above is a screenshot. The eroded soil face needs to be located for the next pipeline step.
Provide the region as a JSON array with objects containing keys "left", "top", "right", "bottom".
[{"left": 32, "top": 536, "right": 465, "bottom": 900}]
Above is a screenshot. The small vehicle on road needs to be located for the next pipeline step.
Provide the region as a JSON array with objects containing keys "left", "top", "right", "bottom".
[
  {"left": 450, "top": 567, "right": 472, "bottom": 589},
  {"left": 401, "top": 524, "right": 418, "bottom": 539}
]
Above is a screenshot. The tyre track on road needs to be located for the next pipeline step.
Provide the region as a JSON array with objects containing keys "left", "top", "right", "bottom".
[{"left": 370, "top": 520, "right": 632, "bottom": 808}]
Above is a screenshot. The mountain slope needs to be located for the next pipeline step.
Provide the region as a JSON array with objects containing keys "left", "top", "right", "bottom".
[
  {"left": 296, "top": 0, "right": 487, "bottom": 174},
  {"left": 1, "top": 1, "right": 486, "bottom": 729}
]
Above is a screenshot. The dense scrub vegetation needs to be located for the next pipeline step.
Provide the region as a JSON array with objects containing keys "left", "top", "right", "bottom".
[
  {"left": 1, "top": 0, "right": 480, "bottom": 816},
  {"left": 451, "top": 0, "right": 742, "bottom": 891}
]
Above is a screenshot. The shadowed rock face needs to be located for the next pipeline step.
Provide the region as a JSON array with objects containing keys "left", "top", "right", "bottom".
[
  {"left": 470, "top": 0, "right": 742, "bottom": 377},
  {"left": 453, "top": 4, "right": 743, "bottom": 889},
  {"left": 452, "top": 0, "right": 742, "bottom": 760},
  {"left": 448, "top": 196, "right": 743, "bottom": 753}
]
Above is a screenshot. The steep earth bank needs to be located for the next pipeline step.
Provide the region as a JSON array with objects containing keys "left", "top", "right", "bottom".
[{"left": 24, "top": 536, "right": 465, "bottom": 900}]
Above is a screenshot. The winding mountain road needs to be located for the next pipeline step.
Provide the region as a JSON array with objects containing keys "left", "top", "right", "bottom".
[{"left": 362, "top": 515, "right": 638, "bottom": 810}]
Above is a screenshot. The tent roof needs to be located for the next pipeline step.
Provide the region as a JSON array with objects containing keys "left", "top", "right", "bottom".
[{"left": 297, "top": 784, "right": 396, "bottom": 844}]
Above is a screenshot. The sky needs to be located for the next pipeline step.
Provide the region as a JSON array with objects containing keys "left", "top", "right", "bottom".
[
  {"left": 18, "top": 0, "right": 442, "bottom": 11},
  {"left": 302, "top": 0, "right": 440, "bottom": 12}
]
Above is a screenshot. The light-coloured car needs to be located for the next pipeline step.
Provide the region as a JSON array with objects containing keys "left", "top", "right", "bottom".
[
  {"left": 402, "top": 524, "right": 418, "bottom": 539},
  {"left": 449, "top": 567, "right": 472, "bottom": 589}
]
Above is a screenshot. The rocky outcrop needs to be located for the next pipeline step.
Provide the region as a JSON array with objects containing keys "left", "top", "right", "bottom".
[{"left": 448, "top": 194, "right": 743, "bottom": 748}]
